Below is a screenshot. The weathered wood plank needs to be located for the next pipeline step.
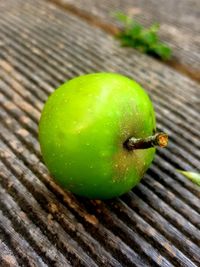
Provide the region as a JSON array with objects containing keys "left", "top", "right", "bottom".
[
  {"left": 53, "top": 0, "right": 200, "bottom": 81},
  {"left": 0, "top": 0, "right": 200, "bottom": 266}
]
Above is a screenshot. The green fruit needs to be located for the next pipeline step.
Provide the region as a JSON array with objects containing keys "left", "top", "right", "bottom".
[{"left": 39, "top": 73, "right": 166, "bottom": 199}]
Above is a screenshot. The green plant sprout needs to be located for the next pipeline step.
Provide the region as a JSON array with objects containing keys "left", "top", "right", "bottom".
[{"left": 114, "top": 12, "right": 172, "bottom": 60}]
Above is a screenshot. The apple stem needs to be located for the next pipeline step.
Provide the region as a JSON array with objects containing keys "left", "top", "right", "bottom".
[{"left": 124, "top": 132, "right": 168, "bottom": 150}]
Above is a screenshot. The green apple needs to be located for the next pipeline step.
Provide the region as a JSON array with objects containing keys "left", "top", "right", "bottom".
[{"left": 39, "top": 73, "right": 167, "bottom": 199}]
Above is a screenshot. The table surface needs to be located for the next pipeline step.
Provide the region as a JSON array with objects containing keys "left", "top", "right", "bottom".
[{"left": 0, "top": 0, "right": 200, "bottom": 266}]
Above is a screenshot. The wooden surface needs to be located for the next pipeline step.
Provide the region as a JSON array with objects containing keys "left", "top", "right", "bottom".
[
  {"left": 54, "top": 0, "right": 200, "bottom": 81},
  {"left": 0, "top": 0, "right": 200, "bottom": 266}
]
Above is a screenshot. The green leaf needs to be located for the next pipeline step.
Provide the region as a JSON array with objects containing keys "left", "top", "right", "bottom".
[
  {"left": 129, "top": 24, "right": 142, "bottom": 37},
  {"left": 116, "top": 34, "right": 134, "bottom": 47},
  {"left": 177, "top": 170, "right": 200, "bottom": 186},
  {"left": 142, "top": 31, "right": 158, "bottom": 45},
  {"left": 114, "top": 12, "right": 172, "bottom": 61},
  {"left": 113, "top": 11, "right": 128, "bottom": 23},
  {"left": 152, "top": 43, "right": 172, "bottom": 60},
  {"left": 113, "top": 11, "right": 132, "bottom": 27},
  {"left": 149, "top": 23, "right": 160, "bottom": 33}
]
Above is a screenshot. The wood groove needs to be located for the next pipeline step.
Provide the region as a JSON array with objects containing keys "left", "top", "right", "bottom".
[{"left": 0, "top": 125, "right": 199, "bottom": 266}]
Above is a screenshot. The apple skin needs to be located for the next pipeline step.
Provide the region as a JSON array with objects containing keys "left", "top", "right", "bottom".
[{"left": 39, "top": 73, "right": 156, "bottom": 199}]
